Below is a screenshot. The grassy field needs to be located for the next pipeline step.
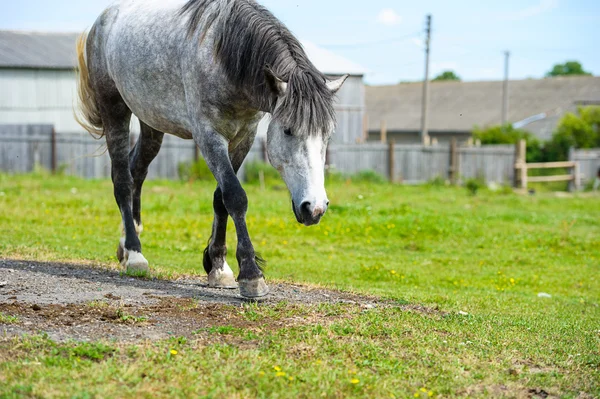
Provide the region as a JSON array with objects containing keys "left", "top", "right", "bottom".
[{"left": 0, "top": 172, "right": 599, "bottom": 398}]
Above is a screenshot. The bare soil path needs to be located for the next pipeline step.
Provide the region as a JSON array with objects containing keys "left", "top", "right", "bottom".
[{"left": 0, "top": 259, "right": 382, "bottom": 342}]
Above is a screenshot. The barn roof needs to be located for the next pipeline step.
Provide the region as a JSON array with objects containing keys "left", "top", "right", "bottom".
[
  {"left": 366, "top": 76, "right": 600, "bottom": 140},
  {"left": 0, "top": 31, "right": 78, "bottom": 69}
]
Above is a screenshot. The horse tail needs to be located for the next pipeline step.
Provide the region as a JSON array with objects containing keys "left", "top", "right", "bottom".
[{"left": 75, "top": 31, "right": 104, "bottom": 139}]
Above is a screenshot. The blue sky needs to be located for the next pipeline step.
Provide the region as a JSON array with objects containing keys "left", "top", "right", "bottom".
[{"left": 1, "top": 0, "right": 598, "bottom": 85}]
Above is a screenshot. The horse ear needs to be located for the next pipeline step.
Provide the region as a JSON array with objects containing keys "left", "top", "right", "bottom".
[
  {"left": 327, "top": 74, "right": 349, "bottom": 94},
  {"left": 265, "top": 68, "right": 288, "bottom": 97}
]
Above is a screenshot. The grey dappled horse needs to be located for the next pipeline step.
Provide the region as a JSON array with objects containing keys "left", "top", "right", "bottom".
[{"left": 75, "top": 0, "right": 347, "bottom": 298}]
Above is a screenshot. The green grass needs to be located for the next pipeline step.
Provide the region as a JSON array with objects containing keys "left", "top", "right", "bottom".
[
  {"left": 0, "top": 172, "right": 599, "bottom": 398},
  {"left": 0, "top": 313, "right": 19, "bottom": 324}
]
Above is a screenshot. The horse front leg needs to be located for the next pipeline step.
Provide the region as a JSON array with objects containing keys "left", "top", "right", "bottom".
[
  {"left": 197, "top": 131, "right": 268, "bottom": 298},
  {"left": 205, "top": 133, "right": 257, "bottom": 289},
  {"left": 204, "top": 186, "right": 238, "bottom": 289}
]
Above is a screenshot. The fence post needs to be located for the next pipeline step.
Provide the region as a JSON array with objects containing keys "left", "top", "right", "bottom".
[
  {"left": 380, "top": 120, "right": 387, "bottom": 144},
  {"left": 514, "top": 139, "right": 527, "bottom": 189},
  {"left": 50, "top": 127, "right": 57, "bottom": 174},
  {"left": 449, "top": 138, "right": 458, "bottom": 184},
  {"left": 194, "top": 143, "right": 199, "bottom": 162},
  {"left": 388, "top": 140, "right": 395, "bottom": 183},
  {"left": 573, "top": 161, "right": 581, "bottom": 191}
]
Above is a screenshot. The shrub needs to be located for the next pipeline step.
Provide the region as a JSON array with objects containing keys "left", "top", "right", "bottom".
[
  {"left": 465, "top": 177, "right": 485, "bottom": 196},
  {"left": 244, "top": 161, "right": 281, "bottom": 184},
  {"left": 350, "top": 170, "right": 387, "bottom": 184},
  {"left": 178, "top": 158, "right": 214, "bottom": 182},
  {"left": 545, "top": 107, "right": 600, "bottom": 160},
  {"left": 427, "top": 176, "right": 448, "bottom": 187},
  {"left": 473, "top": 124, "right": 543, "bottom": 163}
]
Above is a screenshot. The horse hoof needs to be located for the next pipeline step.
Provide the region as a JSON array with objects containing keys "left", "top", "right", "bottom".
[
  {"left": 238, "top": 278, "right": 269, "bottom": 298},
  {"left": 125, "top": 251, "right": 149, "bottom": 274},
  {"left": 208, "top": 265, "right": 238, "bottom": 289}
]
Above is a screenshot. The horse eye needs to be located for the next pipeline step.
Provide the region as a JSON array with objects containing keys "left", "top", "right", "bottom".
[{"left": 283, "top": 128, "right": 293, "bottom": 136}]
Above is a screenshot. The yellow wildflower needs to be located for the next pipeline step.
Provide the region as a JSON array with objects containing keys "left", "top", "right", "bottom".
[
  {"left": 170, "top": 349, "right": 178, "bottom": 355},
  {"left": 420, "top": 388, "right": 428, "bottom": 392},
  {"left": 276, "top": 372, "right": 286, "bottom": 377},
  {"left": 350, "top": 378, "right": 359, "bottom": 384},
  {"left": 273, "top": 366, "right": 282, "bottom": 371},
  {"left": 288, "top": 376, "right": 294, "bottom": 381},
  {"left": 428, "top": 391, "right": 434, "bottom": 397}
]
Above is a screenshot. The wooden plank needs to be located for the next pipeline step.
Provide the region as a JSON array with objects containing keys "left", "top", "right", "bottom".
[
  {"left": 525, "top": 161, "right": 576, "bottom": 169},
  {"left": 528, "top": 175, "right": 574, "bottom": 183}
]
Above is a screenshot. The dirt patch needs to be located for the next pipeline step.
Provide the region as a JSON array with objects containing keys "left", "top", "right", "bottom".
[{"left": 0, "top": 259, "right": 384, "bottom": 342}]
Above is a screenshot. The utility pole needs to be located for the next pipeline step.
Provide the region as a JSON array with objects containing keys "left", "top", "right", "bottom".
[
  {"left": 501, "top": 51, "right": 510, "bottom": 126},
  {"left": 420, "top": 14, "right": 432, "bottom": 145}
]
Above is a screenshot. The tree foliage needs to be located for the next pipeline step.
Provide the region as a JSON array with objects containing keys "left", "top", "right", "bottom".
[
  {"left": 544, "top": 106, "right": 600, "bottom": 160},
  {"left": 433, "top": 70, "right": 461, "bottom": 82},
  {"left": 473, "top": 124, "right": 543, "bottom": 162},
  {"left": 473, "top": 106, "right": 600, "bottom": 163},
  {"left": 546, "top": 61, "right": 591, "bottom": 77}
]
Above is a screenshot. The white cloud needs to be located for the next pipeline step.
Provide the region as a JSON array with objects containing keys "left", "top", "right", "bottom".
[
  {"left": 377, "top": 9, "right": 402, "bottom": 26},
  {"left": 502, "top": 0, "right": 559, "bottom": 21}
]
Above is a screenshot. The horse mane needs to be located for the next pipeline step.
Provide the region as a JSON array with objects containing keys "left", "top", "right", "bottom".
[{"left": 180, "top": 0, "right": 335, "bottom": 137}]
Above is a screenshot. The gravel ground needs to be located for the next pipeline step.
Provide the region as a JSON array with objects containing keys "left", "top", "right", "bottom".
[{"left": 0, "top": 259, "right": 382, "bottom": 342}]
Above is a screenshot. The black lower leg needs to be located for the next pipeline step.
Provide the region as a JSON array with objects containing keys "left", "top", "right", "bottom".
[
  {"left": 113, "top": 160, "right": 141, "bottom": 253},
  {"left": 130, "top": 124, "right": 164, "bottom": 226},
  {"left": 220, "top": 183, "right": 262, "bottom": 281},
  {"left": 203, "top": 187, "right": 229, "bottom": 274}
]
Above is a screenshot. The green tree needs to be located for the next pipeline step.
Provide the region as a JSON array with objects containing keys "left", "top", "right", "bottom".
[
  {"left": 545, "top": 106, "right": 600, "bottom": 160},
  {"left": 432, "top": 70, "right": 461, "bottom": 82},
  {"left": 546, "top": 61, "right": 591, "bottom": 77},
  {"left": 473, "top": 124, "right": 543, "bottom": 162}
]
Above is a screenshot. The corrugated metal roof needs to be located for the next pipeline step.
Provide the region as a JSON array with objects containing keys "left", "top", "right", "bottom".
[
  {"left": 0, "top": 31, "right": 78, "bottom": 69},
  {"left": 366, "top": 76, "right": 600, "bottom": 140}
]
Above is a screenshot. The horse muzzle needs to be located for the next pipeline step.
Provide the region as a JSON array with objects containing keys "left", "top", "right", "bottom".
[{"left": 292, "top": 199, "right": 328, "bottom": 226}]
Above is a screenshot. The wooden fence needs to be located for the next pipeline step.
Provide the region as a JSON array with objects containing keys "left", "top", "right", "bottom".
[{"left": 1, "top": 124, "right": 517, "bottom": 185}]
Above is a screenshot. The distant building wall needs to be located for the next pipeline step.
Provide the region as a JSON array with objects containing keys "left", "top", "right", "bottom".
[
  {"left": 1, "top": 68, "right": 364, "bottom": 144},
  {"left": 0, "top": 67, "right": 142, "bottom": 134},
  {"left": 256, "top": 75, "right": 365, "bottom": 144},
  {"left": 0, "top": 68, "right": 79, "bottom": 132},
  {"left": 367, "top": 130, "right": 472, "bottom": 146}
]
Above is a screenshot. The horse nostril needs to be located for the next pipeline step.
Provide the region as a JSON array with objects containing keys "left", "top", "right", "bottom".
[
  {"left": 301, "top": 201, "right": 311, "bottom": 214},
  {"left": 326, "top": 201, "right": 330, "bottom": 207}
]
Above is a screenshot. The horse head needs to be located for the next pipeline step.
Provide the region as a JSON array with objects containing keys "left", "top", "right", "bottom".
[{"left": 265, "top": 71, "right": 348, "bottom": 226}]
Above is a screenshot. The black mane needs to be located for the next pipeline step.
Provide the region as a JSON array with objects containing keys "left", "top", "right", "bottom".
[{"left": 180, "top": 0, "right": 336, "bottom": 136}]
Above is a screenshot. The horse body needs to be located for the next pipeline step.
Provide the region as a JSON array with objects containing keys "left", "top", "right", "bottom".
[
  {"left": 93, "top": 0, "right": 262, "bottom": 141},
  {"left": 76, "top": 0, "right": 347, "bottom": 298}
]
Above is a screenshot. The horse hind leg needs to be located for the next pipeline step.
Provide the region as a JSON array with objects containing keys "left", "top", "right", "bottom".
[
  {"left": 100, "top": 100, "right": 148, "bottom": 273},
  {"left": 116, "top": 122, "right": 165, "bottom": 267},
  {"left": 130, "top": 122, "right": 164, "bottom": 231}
]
